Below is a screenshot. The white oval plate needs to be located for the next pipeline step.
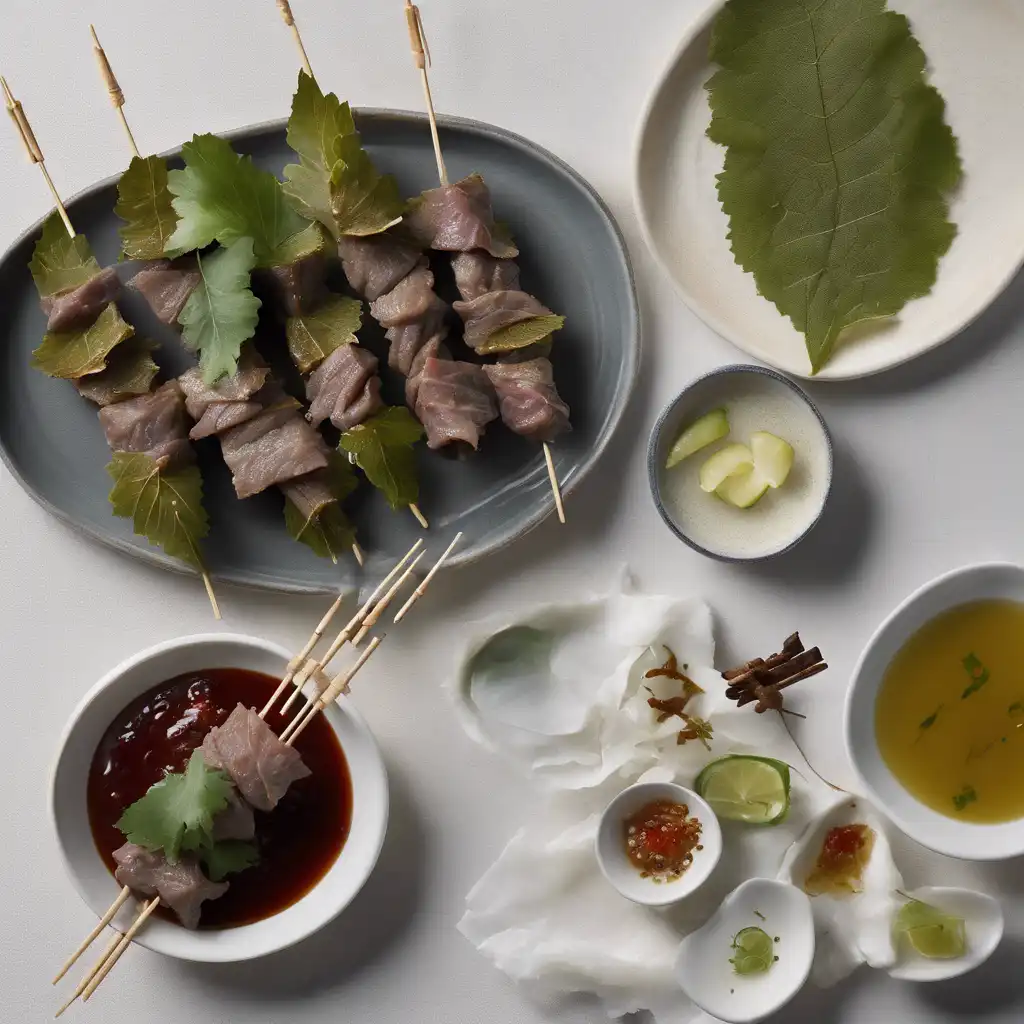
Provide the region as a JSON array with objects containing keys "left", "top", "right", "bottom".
[{"left": 634, "top": 0, "right": 1024, "bottom": 380}]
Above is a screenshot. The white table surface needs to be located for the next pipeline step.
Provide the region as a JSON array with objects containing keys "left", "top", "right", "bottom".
[{"left": 2, "top": 1, "right": 1023, "bottom": 1022}]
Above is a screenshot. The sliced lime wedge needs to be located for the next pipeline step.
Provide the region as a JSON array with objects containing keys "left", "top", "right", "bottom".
[
  {"left": 666, "top": 408, "right": 730, "bottom": 468},
  {"left": 699, "top": 443, "right": 753, "bottom": 493},
  {"left": 894, "top": 900, "right": 966, "bottom": 959},
  {"left": 716, "top": 468, "right": 770, "bottom": 508},
  {"left": 750, "top": 431, "right": 794, "bottom": 488},
  {"left": 695, "top": 755, "right": 791, "bottom": 825},
  {"left": 730, "top": 927, "right": 776, "bottom": 975}
]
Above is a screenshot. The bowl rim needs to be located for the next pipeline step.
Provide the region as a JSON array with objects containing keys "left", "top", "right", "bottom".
[
  {"left": 595, "top": 780, "right": 723, "bottom": 907},
  {"left": 48, "top": 632, "right": 389, "bottom": 961},
  {"left": 646, "top": 363, "right": 834, "bottom": 562},
  {"left": 844, "top": 562, "right": 1024, "bottom": 860}
]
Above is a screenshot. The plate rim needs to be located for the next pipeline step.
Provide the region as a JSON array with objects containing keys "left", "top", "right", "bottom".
[
  {"left": 0, "top": 108, "right": 640, "bottom": 594},
  {"left": 632, "top": 0, "right": 1024, "bottom": 382}
]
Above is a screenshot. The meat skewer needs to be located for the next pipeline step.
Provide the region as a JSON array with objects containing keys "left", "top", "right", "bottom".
[
  {"left": 1, "top": 75, "right": 222, "bottom": 618},
  {"left": 401, "top": 2, "right": 568, "bottom": 523}
]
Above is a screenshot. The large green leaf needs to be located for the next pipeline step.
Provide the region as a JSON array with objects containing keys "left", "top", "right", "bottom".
[
  {"left": 284, "top": 452, "right": 359, "bottom": 562},
  {"left": 107, "top": 452, "right": 210, "bottom": 569},
  {"left": 29, "top": 212, "right": 100, "bottom": 297},
  {"left": 178, "top": 239, "right": 262, "bottom": 384},
  {"left": 31, "top": 303, "right": 135, "bottom": 379},
  {"left": 166, "top": 133, "right": 318, "bottom": 266},
  {"left": 329, "top": 136, "right": 406, "bottom": 237},
  {"left": 115, "top": 155, "right": 180, "bottom": 260},
  {"left": 339, "top": 406, "right": 422, "bottom": 510},
  {"left": 477, "top": 315, "right": 565, "bottom": 356},
  {"left": 706, "top": 0, "right": 961, "bottom": 373},
  {"left": 74, "top": 337, "right": 159, "bottom": 404},
  {"left": 285, "top": 293, "right": 363, "bottom": 373}
]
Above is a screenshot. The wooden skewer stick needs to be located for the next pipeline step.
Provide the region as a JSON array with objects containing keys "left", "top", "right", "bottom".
[
  {"left": 392, "top": 530, "right": 462, "bottom": 624},
  {"left": 81, "top": 896, "right": 161, "bottom": 1001},
  {"left": 54, "top": 929, "right": 123, "bottom": 1017},
  {"left": 409, "top": 502, "right": 429, "bottom": 529},
  {"left": 276, "top": 0, "right": 315, "bottom": 79},
  {"left": 282, "top": 635, "right": 384, "bottom": 745},
  {"left": 52, "top": 886, "right": 131, "bottom": 985},
  {"left": 89, "top": 25, "right": 140, "bottom": 159},
  {"left": 278, "top": 538, "right": 423, "bottom": 713},
  {"left": 350, "top": 550, "right": 425, "bottom": 646},
  {"left": 401, "top": 4, "right": 566, "bottom": 524}
]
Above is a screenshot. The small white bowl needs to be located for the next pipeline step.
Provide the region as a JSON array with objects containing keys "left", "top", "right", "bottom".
[
  {"left": 595, "top": 781, "right": 722, "bottom": 907},
  {"left": 845, "top": 563, "right": 1024, "bottom": 860},
  {"left": 674, "top": 878, "right": 814, "bottom": 1024},
  {"left": 50, "top": 633, "right": 389, "bottom": 962}
]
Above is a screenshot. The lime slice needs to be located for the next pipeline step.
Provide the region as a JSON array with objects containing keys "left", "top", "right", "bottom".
[
  {"left": 750, "top": 431, "right": 794, "bottom": 488},
  {"left": 666, "top": 408, "right": 730, "bottom": 468},
  {"left": 730, "top": 927, "right": 776, "bottom": 975},
  {"left": 695, "top": 755, "right": 791, "bottom": 825},
  {"left": 699, "top": 443, "right": 753, "bottom": 493},
  {"left": 716, "top": 468, "right": 770, "bottom": 509},
  {"left": 894, "top": 900, "right": 966, "bottom": 959}
]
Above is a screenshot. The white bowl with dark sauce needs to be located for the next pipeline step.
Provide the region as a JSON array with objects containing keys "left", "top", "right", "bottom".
[{"left": 50, "top": 633, "right": 389, "bottom": 962}]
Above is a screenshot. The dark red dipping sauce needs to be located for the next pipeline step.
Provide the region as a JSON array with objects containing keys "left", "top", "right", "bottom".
[{"left": 86, "top": 668, "right": 352, "bottom": 930}]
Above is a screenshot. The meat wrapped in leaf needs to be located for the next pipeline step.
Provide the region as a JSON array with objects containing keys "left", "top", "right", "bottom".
[
  {"left": 406, "top": 174, "right": 518, "bottom": 258},
  {"left": 414, "top": 357, "right": 498, "bottom": 450},
  {"left": 178, "top": 347, "right": 270, "bottom": 440},
  {"left": 385, "top": 294, "right": 449, "bottom": 376},
  {"left": 451, "top": 251, "right": 520, "bottom": 301},
  {"left": 306, "top": 344, "right": 383, "bottom": 431},
  {"left": 201, "top": 703, "right": 312, "bottom": 812},
  {"left": 368, "top": 264, "right": 438, "bottom": 328},
  {"left": 98, "top": 380, "right": 194, "bottom": 470},
  {"left": 73, "top": 338, "right": 159, "bottom": 407},
  {"left": 338, "top": 233, "right": 422, "bottom": 301},
  {"left": 484, "top": 357, "right": 570, "bottom": 443},
  {"left": 128, "top": 258, "right": 201, "bottom": 327},
  {"left": 256, "top": 250, "right": 328, "bottom": 317},
  {"left": 40, "top": 267, "right": 121, "bottom": 333},
  {"left": 112, "top": 843, "right": 228, "bottom": 930},
  {"left": 453, "top": 289, "right": 560, "bottom": 354}
]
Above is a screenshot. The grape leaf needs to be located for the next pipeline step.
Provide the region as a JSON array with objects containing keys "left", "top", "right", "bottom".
[
  {"left": 107, "top": 452, "right": 210, "bottom": 568},
  {"left": 329, "top": 136, "right": 406, "bottom": 237},
  {"left": 201, "top": 840, "right": 260, "bottom": 882},
  {"left": 476, "top": 314, "right": 565, "bottom": 356},
  {"left": 116, "top": 749, "right": 233, "bottom": 863},
  {"left": 339, "top": 406, "right": 423, "bottom": 510},
  {"left": 285, "top": 293, "right": 363, "bottom": 373},
  {"left": 31, "top": 303, "right": 135, "bottom": 379},
  {"left": 284, "top": 452, "right": 359, "bottom": 562},
  {"left": 706, "top": 0, "right": 961, "bottom": 373},
  {"left": 115, "top": 155, "right": 180, "bottom": 260},
  {"left": 28, "top": 211, "right": 100, "bottom": 297},
  {"left": 178, "top": 238, "right": 262, "bottom": 384},
  {"left": 166, "top": 133, "right": 320, "bottom": 266},
  {"left": 74, "top": 337, "right": 159, "bottom": 404}
]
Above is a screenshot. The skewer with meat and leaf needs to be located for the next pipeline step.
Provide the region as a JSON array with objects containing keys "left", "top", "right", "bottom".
[{"left": 2, "top": 77, "right": 221, "bottom": 617}]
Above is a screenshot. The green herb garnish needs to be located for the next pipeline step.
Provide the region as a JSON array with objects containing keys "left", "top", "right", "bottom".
[
  {"left": 961, "top": 653, "right": 990, "bottom": 699},
  {"left": 115, "top": 155, "right": 180, "bottom": 260},
  {"left": 952, "top": 785, "right": 977, "bottom": 812},
  {"left": 339, "top": 406, "right": 424, "bottom": 511}
]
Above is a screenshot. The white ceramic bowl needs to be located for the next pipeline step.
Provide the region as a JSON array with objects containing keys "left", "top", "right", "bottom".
[
  {"left": 845, "top": 563, "right": 1024, "bottom": 860},
  {"left": 595, "top": 781, "right": 722, "bottom": 907},
  {"left": 50, "top": 633, "right": 389, "bottom": 962}
]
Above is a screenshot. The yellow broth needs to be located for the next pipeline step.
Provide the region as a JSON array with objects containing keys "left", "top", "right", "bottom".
[{"left": 875, "top": 599, "right": 1024, "bottom": 823}]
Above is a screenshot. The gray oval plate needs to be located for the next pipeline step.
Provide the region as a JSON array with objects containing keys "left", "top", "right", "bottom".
[{"left": 0, "top": 110, "right": 638, "bottom": 593}]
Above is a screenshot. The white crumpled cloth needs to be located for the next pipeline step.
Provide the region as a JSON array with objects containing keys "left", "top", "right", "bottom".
[{"left": 449, "top": 578, "right": 901, "bottom": 1022}]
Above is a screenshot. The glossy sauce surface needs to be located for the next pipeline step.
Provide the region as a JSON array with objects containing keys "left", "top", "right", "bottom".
[
  {"left": 623, "top": 799, "right": 703, "bottom": 881},
  {"left": 87, "top": 668, "right": 351, "bottom": 929}
]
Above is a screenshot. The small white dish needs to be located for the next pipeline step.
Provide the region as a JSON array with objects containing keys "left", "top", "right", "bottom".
[
  {"left": 845, "top": 562, "right": 1024, "bottom": 860},
  {"left": 50, "top": 633, "right": 389, "bottom": 962},
  {"left": 648, "top": 365, "right": 832, "bottom": 561},
  {"left": 634, "top": 0, "right": 1024, "bottom": 380},
  {"left": 595, "top": 781, "right": 722, "bottom": 907},
  {"left": 888, "top": 886, "right": 1004, "bottom": 982},
  {"left": 674, "top": 878, "right": 814, "bottom": 1024}
]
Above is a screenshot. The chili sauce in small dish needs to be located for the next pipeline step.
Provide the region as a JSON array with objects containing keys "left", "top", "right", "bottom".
[{"left": 623, "top": 798, "right": 703, "bottom": 881}]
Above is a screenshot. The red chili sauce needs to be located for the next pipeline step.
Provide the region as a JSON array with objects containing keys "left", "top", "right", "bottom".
[
  {"left": 86, "top": 668, "right": 352, "bottom": 929},
  {"left": 623, "top": 799, "right": 703, "bottom": 881}
]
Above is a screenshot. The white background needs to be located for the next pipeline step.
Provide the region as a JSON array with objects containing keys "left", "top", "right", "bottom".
[{"left": 2, "top": 1, "right": 1022, "bottom": 1022}]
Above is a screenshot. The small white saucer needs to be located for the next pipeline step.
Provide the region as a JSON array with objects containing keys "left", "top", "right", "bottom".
[{"left": 634, "top": 0, "right": 1024, "bottom": 380}]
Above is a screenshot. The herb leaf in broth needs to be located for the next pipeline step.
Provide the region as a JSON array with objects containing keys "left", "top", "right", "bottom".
[
  {"left": 952, "top": 785, "right": 978, "bottom": 812},
  {"left": 915, "top": 706, "right": 943, "bottom": 741},
  {"left": 1009, "top": 702, "right": 1024, "bottom": 717},
  {"left": 961, "top": 653, "right": 990, "bottom": 699}
]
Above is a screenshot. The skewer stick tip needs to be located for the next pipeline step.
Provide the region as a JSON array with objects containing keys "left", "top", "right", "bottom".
[
  {"left": 543, "top": 442, "right": 566, "bottom": 524},
  {"left": 392, "top": 531, "right": 462, "bottom": 625},
  {"left": 410, "top": 502, "right": 429, "bottom": 529},
  {"left": 351, "top": 541, "right": 365, "bottom": 567}
]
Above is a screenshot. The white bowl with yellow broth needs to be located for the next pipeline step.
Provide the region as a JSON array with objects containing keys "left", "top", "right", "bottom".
[{"left": 845, "top": 563, "right": 1024, "bottom": 860}]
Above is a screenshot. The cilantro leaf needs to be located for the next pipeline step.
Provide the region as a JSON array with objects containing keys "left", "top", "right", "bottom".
[
  {"left": 31, "top": 303, "right": 135, "bottom": 380},
  {"left": 201, "top": 840, "right": 260, "bottom": 882},
  {"left": 74, "top": 337, "right": 159, "bottom": 404},
  {"left": 284, "top": 452, "right": 359, "bottom": 562},
  {"left": 115, "top": 155, "right": 180, "bottom": 260},
  {"left": 29, "top": 212, "right": 100, "bottom": 297},
  {"left": 706, "top": 0, "right": 961, "bottom": 373},
  {"left": 476, "top": 315, "right": 565, "bottom": 356},
  {"left": 116, "top": 749, "right": 234, "bottom": 862},
  {"left": 166, "top": 133, "right": 316, "bottom": 266},
  {"left": 339, "top": 406, "right": 422, "bottom": 510},
  {"left": 107, "top": 452, "right": 210, "bottom": 569},
  {"left": 178, "top": 239, "right": 262, "bottom": 384},
  {"left": 286, "top": 293, "right": 363, "bottom": 374}
]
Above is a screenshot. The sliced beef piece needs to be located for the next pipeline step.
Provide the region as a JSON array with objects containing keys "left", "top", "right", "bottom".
[
  {"left": 280, "top": 469, "right": 335, "bottom": 522},
  {"left": 257, "top": 251, "right": 328, "bottom": 317},
  {"left": 128, "top": 258, "right": 201, "bottom": 327},
  {"left": 98, "top": 379, "right": 193, "bottom": 469},
  {"left": 338, "top": 233, "right": 423, "bottom": 301},
  {"left": 385, "top": 293, "right": 449, "bottom": 377},
  {"left": 414, "top": 357, "right": 498, "bottom": 450},
  {"left": 405, "top": 174, "right": 517, "bottom": 258},
  {"left": 41, "top": 267, "right": 121, "bottom": 333},
  {"left": 451, "top": 251, "right": 520, "bottom": 301},
  {"left": 404, "top": 338, "right": 451, "bottom": 409},
  {"left": 453, "top": 289, "right": 553, "bottom": 353},
  {"left": 211, "top": 789, "right": 256, "bottom": 842},
  {"left": 368, "top": 264, "right": 438, "bottom": 329},
  {"left": 483, "top": 357, "right": 570, "bottom": 444},
  {"left": 178, "top": 348, "right": 270, "bottom": 441},
  {"left": 306, "top": 344, "right": 383, "bottom": 431}
]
